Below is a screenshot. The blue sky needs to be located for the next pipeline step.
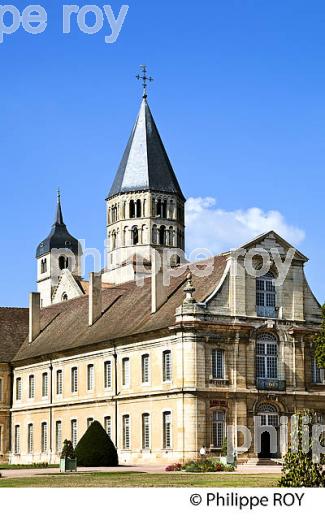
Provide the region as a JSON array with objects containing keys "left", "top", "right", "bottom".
[{"left": 0, "top": 0, "right": 324, "bottom": 307}]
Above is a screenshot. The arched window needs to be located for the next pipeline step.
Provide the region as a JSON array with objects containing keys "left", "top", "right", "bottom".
[
  {"left": 129, "top": 200, "right": 135, "bottom": 218},
  {"left": 256, "top": 272, "right": 276, "bottom": 318},
  {"left": 256, "top": 334, "right": 278, "bottom": 379},
  {"left": 257, "top": 403, "right": 279, "bottom": 427},
  {"left": 162, "top": 200, "right": 167, "bottom": 219},
  {"left": 61, "top": 293, "right": 68, "bottom": 302},
  {"left": 41, "top": 258, "right": 47, "bottom": 274},
  {"left": 156, "top": 199, "right": 162, "bottom": 217},
  {"left": 168, "top": 226, "right": 174, "bottom": 246},
  {"left": 136, "top": 199, "right": 142, "bottom": 218},
  {"left": 131, "top": 226, "right": 139, "bottom": 245},
  {"left": 111, "top": 231, "right": 117, "bottom": 250},
  {"left": 58, "top": 256, "right": 68, "bottom": 270},
  {"left": 152, "top": 225, "right": 157, "bottom": 245},
  {"left": 159, "top": 225, "right": 166, "bottom": 246}
]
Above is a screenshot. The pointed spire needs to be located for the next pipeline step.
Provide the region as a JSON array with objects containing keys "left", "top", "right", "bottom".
[
  {"left": 108, "top": 96, "right": 185, "bottom": 200},
  {"left": 55, "top": 188, "right": 64, "bottom": 226}
]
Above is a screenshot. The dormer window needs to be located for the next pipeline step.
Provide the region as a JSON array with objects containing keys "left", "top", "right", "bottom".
[{"left": 256, "top": 272, "right": 277, "bottom": 318}]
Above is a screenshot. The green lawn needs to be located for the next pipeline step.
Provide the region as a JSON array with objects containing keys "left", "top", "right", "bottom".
[{"left": 0, "top": 472, "right": 280, "bottom": 488}]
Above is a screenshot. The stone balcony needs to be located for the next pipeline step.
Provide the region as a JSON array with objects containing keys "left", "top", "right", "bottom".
[{"left": 256, "top": 378, "right": 286, "bottom": 391}]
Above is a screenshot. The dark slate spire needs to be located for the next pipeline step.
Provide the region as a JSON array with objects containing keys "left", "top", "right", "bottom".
[
  {"left": 55, "top": 188, "right": 64, "bottom": 225},
  {"left": 107, "top": 97, "right": 185, "bottom": 201},
  {"left": 36, "top": 192, "right": 80, "bottom": 258}
]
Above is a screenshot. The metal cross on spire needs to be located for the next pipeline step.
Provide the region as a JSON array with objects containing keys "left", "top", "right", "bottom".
[{"left": 136, "top": 65, "right": 154, "bottom": 98}]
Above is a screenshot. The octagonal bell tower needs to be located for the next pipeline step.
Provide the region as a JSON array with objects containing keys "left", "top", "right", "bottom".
[{"left": 103, "top": 79, "right": 186, "bottom": 285}]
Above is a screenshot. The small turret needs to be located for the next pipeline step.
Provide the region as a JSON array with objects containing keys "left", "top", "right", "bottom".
[{"left": 36, "top": 191, "right": 82, "bottom": 307}]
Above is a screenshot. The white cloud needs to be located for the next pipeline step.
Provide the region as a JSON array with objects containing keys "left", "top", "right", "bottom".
[{"left": 185, "top": 197, "right": 305, "bottom": 255}]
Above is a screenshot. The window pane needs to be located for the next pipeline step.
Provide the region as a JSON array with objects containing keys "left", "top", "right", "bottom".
[
  {"left": 142, "top": 414, "right": 150, "bottom": 449},
  {"left": 163, "top": 351, "right": 172, "bottom": 382},
  {"left": 87, "top": 365, "right": 94, "bottom": 391},
  {"left": 212, "top": 349, "right": 224, "bottom": 379},
  {"left": 142, "top": 355, "right": 149, "bottom": 383},
  {"left": 56, "top": 370, "right": 63, "bottom": 395},
  {"left": 42, "top": 373, "right": 48, "bottom": 397},
  {"left": 122, "top": 358, "right": 130, "bottom": 386},
  {"left": 123, "top": 415, "right": 130, "bottom": 449},
  {"left": 41, "top": 423, "right": 48, "bottom": 453},
  {"left": 105, "top": 417, "right": 111, "bottom": 438},
  {"left": 28, "top": 424, "right": 33, "bottom": 454},
  {"left": 163, "top": 412, "right": 172, "bottom": 449},
  {"left": 71, "top": 420, "right": 78, "bottom": 448},
  {"left": 212, "top": 411, "right": 225, "bottom": 448},
  {"left": 71, "top": 368, "right": 78, "bottom": 393},
  {"left": 104, "top": 361, "right": 112, "bottom": 388},
  {"left": 56, "top": 421, "right": 62, "bottom": 453}
]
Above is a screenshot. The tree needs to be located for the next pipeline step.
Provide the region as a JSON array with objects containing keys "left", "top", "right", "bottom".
[
  {"left": 315, "top": 304, "right": 325, "bottom": 368},
  {"left": 279, "top": 410, "right": 325, "bottom": 487},
  {"left": 60, "top": 439, "right": 75, "bottom": 460},
  {"left": 75, "top": 420, "right": 118, "bottom": 467}
]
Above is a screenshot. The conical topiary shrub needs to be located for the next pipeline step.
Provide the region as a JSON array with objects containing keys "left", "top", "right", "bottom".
[{"left": 75, "top": 420, "right": 118, "bottom": 467}]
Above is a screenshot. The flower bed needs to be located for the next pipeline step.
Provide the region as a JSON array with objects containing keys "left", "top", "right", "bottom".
[{"left": 165, "top": 459, "right": 235, "bottom": 473}]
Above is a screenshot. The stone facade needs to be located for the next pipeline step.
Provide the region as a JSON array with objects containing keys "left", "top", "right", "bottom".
[{"left": 9, "top": 232, "right": 324, "bottom": 465}]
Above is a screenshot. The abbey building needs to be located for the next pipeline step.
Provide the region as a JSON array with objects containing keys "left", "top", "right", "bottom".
[{"left": 0, "top": 88, "right": 324, "bottom": 465}]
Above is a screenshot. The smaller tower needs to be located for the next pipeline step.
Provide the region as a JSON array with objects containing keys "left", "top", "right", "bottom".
[{"left": 36, "top": 191, "right": 82, "bottom": 307}]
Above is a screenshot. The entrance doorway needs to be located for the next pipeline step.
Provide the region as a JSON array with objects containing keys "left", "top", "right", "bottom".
[{"left": 257, "top": 404, "right": 279, "bottom": 459}]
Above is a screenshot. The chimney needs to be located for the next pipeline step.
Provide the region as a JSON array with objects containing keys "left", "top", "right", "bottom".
[
  {"left": 151, "top": 251, "right": 169, "bottom": 313},
  {"left": 29, "top": 292, "right": 41, "bottom": 343},
  {"left": 89, "top": 272, "right": 102, "bottom": 326}
]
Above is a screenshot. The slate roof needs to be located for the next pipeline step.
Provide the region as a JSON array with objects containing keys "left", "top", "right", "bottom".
[
  {"left": 0, "top": 308, "right": 29, "bottom": 362},
  {"left": 108, "top": 97, "right": 185, "bottom": 201},
  {"left": 36, "top": 194, "right": 80, "bottom": 258},
  {"left": 14, "top": 254, "right": 229, "bottom": 363}
]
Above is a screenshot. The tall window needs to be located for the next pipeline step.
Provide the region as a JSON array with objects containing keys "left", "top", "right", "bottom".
[
  {"left": 71, "top": 367, "right": 78, "bottom": 393},
  {"left": 163, "top": 350, "right": 172, "bottom": 382},
  {"left": 56, "top": 370, "right": 63, "bottom": 395},
  {"left": 131, "top": 226, "right": 139, "bottom": 245},
  {"left": 212, "top": 411, "right": 225, "bottom": 448},
  {"left": 59, "top": 256, "right": 68, "bottom": 270},
  {"left": 14, "top": 425, "right": 20, "bottom": 454},
  {"left": 27, "top": 424, "right": 33, "bottom": 454},
  {"left": 163, "top": 411, "right": 172, "bottom": 449},
  {"left": 104, "top": 361, "right": 112, "bottom": 389},
  {"left": 141, "top": 354, "right": 150, "bottom": 384},
  {"left": 16, "top": 378, "right": 22, "bottom": 401},
  {"left": 122, "top": 358, "right": 130, "bottom": 387},
  {"left": 312, "top": 357, "right": 325, "bottom": 384},
  {"left": 0, "top": 378, "right": 2, "bottom": 402},
  {"left": 256, "top": 334, "right": 278, "bottom": 379},
  {"left": 256, "top": 272, "right": 276, "bottom": 318},
  {"left": 71, "top": 420, "right": 78, "bottom": 449},
  {"left": 212, "top": 349, "right": 225, "bottom": 379},
  {"left": 41, "top": 258, "right": 47, "bottom": 274},
  {"left": 56, "top": 421, "right": 62, "bottom": 453},
  {"left": 87, "top": 364, "right": 94, "bottom": 391},
  {"left": 105, "top": 416, "right": 112, "bottom": 438},
  {"left": 142, "top": 413, "right": 151, "bottom": 450},
  {"left": 29, "top": 375, "right": 35, "bottom": 399},
  {"left": 123, "top": 415, "right": 130, "bottom": 449},
  {"left": 41, "top": 422, "right": 48, "bottom": 453},
  {"left": 42, "top": 372, "right": 48, "bottom": 397}
]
